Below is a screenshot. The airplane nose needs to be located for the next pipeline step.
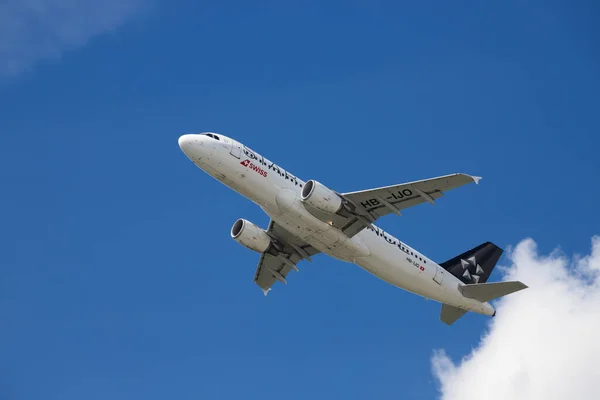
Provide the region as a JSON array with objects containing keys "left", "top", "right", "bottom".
[{"left": 178, "top": 134, "right": 196, "bottom": 152}]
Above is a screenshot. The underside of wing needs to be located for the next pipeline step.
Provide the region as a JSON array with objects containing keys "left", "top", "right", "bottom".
[
  {"left": 303, "top": 173, "right": 481, "bottom": 237},
  {"left": 253, "top": 220, "right": 321, "bottom": 294},
  {"left": 342, "top": 173, "right": 481, "bottom": 218}
]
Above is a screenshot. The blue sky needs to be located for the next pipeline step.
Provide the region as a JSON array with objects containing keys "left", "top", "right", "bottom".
[{"left": 1, "top": 1, "right": 599, "bottom": 399}]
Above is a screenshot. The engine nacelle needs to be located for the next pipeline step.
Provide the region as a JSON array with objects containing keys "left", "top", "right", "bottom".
[
  {"left": 230, "top": 218, "right": 272, "bottom": 253},
  {"left": 300, "top": 180, "right": 343, "bottom": 214}
]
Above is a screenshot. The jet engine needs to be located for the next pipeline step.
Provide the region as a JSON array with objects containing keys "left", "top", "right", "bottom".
[
  {"left": 300, "top": 180, "right": 343, "bottom": 214},
  {"left": 230, "top": 218, "right": 272, "bottom": 253}
]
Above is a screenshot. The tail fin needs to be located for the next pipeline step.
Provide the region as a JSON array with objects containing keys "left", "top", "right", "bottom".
[
  {"left": 459, "top": 281, "right": 528, "bottom": 302},
  {"left": 439, "top": 241, "right": 503, "bottom": 284}
]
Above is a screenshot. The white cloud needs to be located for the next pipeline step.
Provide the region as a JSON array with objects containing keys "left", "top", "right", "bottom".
[
  {"left": 0, "top": 0, "right": 147, "bottom": 78},
  {"left": 432, "top": 236, "right": 600, "bottom": 400}
]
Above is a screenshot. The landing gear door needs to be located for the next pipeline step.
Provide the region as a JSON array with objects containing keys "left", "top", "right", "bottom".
[
  {"left": 433, "top": 267, "right": 444, "bottom": 285},
  {"left": 230, "top": 140, "right": 242, "bottom": 158}
]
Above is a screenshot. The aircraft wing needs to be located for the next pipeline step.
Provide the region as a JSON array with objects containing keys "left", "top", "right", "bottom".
[
  {"left": 253, "top": 220, "right": 321, "bottom": 294},
  {"left": 306, "top": 173, "right": 481, "bottom": 237}
]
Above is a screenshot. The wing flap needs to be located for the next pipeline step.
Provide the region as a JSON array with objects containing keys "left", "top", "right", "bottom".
[
  {"left": 253, "top": 252, "right": 302, "bottom": 295},
  {"left": 252, "top": 220, "right": 320, "bottom": 294}
]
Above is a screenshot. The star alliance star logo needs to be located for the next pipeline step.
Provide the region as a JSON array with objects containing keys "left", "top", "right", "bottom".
[{"left": 460, "top": 256, "right": 484, "bottom": 283}]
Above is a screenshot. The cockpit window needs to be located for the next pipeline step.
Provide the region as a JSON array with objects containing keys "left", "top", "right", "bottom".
[{"left": 204, "top": 133, "right": 220, "bottom": 141}]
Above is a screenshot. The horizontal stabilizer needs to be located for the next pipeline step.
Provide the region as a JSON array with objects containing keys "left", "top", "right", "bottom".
[
  {"left": 459, "top": 281, "right": 528, "bottom": 303},
  {"left": 440, "top": 304, "right": 468, "bottom": 325}
]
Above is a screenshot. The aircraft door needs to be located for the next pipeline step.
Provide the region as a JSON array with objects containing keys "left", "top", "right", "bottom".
[
  {"left": 433, "top": 267, "right": 444, "bottom": 285},
  {"left": 230, "top": 140, "right": 242, "bottom": 158}
]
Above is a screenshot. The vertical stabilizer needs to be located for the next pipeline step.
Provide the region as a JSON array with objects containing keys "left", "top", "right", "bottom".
[{"left": 439, "top": 242, "right": 503, "bottom": 284}]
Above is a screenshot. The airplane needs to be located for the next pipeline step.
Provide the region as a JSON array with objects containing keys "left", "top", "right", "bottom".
[{"left": 178, "top": 132, "right": 528, "bottom": 325}]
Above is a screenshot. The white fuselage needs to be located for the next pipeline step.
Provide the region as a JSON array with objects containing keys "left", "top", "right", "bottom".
[{"left": 178, "top": 133, "right": 495, "bottom": 316}]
